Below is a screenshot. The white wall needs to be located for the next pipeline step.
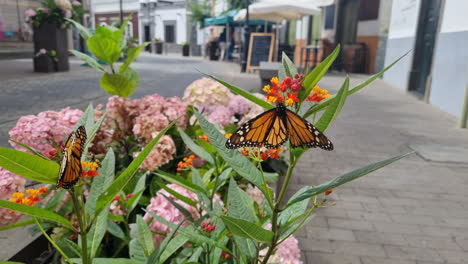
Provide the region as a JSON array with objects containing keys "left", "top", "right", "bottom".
[
  {"left": 383, "top": 0, "right": 420, "bottom": 90},
  {"left": 428, "top": 0, "right": 468, "bottom": 117},
  {"left": 92, "top": 0, "right": 140, "bottom": 13},
  {"left": 357, "top": 20, "right": 379, "bottom": 36},
  {"left": 154, "top": 7, "right": 187, "bottom": 44}
]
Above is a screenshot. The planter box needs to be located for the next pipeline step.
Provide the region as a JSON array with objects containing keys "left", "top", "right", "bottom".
[
  {"left": 182, "top": 45, "right": 190, "bottom": 57},
  {"left": 33, "top": 23, "right": 69, "bottom": 72},
  {"left": 34, "top": 55, "right": 56, "bottom": 73},
  {"left": 155, "top": 42, "right": 163, "bottom": 54}
]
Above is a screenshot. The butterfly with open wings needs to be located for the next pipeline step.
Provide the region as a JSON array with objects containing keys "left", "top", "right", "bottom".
[{"left": 226, "top": 102, "right": 333, "bottom": 150}]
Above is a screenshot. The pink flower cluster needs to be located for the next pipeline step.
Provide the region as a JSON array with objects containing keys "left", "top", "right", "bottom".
[
  {"left": 92, "top": 95, "right": 187, "bottom": 165},
  {"left": 0, "top": 169, "right": 26, "bottom": 228},
  {"left": 143, "top": 184, "right": 222, "bottom": 247},
  {"left": 183, "top": 77, "right": 232, "bottom": 107},
  {"left": 133, "top": 135, "right": 176, "bottom": 171},
  {"left": 245, "top": 184, "right": 264, "bottom": 206},
  {"left": 260, "top": 224, "right": 303, "bottom": 264},
  {"left": 9, "top": 108, "right": 83, "bottom": 156},
  {"left": 94, "top": 94, "right": 186, "bottom": 142}
]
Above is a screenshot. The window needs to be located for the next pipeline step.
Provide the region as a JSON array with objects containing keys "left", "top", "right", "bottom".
[
  {"left": 164, "top": 22, "right": 176, "bottom": 43},
  {"left": 359, "top": 0, "right": 380, "bottom": 21},
  {"left": 324, "top": 4, "right": 335, "bottom": 29}
]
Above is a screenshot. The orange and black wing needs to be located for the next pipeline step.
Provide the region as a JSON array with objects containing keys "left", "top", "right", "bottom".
[
  {"left": 226, "top": 108, "right": 288, "bottom": 149},
  {"left": 56, "top": 126, "right": 87, "bottom": 189},
  {"left": 285, "top": 109, "right": 333, "bottom": 150}
]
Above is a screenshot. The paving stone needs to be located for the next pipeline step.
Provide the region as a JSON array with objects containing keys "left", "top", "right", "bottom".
[
  {"left": 327, "top": 217, "right": 375, "bottom": 231},
  {"left": 354, "top": 230, "right": 408, "bottom": 246},
  {"left": 403, "top": 235, "right": 462, "bottom": 250},
  {"left": 306, "top": 227, "right": 356, "bottom": 241},
  {"left": 374, "top": 222, "right": 423, "bottom": 235},
  {"left": 384, "top": 245, "right": 444, "bottom": 262},
  {"left": 305, "top": 252, "right": 362, "bottom": 264},
  {"left": 331, "top": 240, "right": 387, "bottom": 257},
  {"left": 298, "top": 238, "right": 334, "bottom": 253},
  {"left": 361, "top": 256, "right": 417, "bottom": 264},
  {"left": 436, "top": 249, "right": 468, "bottom": 263}
]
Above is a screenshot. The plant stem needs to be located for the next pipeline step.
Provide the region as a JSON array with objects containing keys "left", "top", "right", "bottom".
[
  {"left": 34, "top": 217, "right": 73, "bottom": 264},
  {"left": 70, "top": 188, "right": 89, "bottom": 264},
  {"left": 261, "top": 151, "right": 298, "bottom": 264}
]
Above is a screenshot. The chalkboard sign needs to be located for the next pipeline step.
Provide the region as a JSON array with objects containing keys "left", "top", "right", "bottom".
[{"left": 247, "top": 33, "right": 275, "bottom": 72}]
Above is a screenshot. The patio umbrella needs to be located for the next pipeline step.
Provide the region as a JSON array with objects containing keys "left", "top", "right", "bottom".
[{"left": 235, "top": 0, "right": 321, "bottom": 60}]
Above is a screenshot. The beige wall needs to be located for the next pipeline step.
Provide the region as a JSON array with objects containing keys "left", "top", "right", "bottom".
[{"left": 0, "top": 0, "right": 40, "bottom": 41}]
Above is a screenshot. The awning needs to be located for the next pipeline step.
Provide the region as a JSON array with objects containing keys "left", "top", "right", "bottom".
[{"left": 204, "top": 9, "right": 276, "bottom": 26}]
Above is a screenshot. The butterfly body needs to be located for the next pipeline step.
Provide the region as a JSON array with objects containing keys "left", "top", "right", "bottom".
[
  {"left": 226, "top": 102, "right": 333, "bottom": 150},
  {"left": 56, "top": 126, "right": 87, "bottom": 189}
]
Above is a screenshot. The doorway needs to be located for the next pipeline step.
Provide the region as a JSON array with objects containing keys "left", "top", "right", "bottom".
[{"left": 408, "top": 0, "right": 442, "bottom": 96}]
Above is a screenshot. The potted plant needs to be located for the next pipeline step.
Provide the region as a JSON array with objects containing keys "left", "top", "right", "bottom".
[
  {"left": 24, "top": 0, "right": 85, "bottom": 72},
  {"left": 154, "top": 38, "right": 163, "bottom": 54},
  {"left": 33, "top": 48, "right": 58, "bottom": 72},
  {"left": 181, "top": 41, "right": 191, "bottom": 56}
]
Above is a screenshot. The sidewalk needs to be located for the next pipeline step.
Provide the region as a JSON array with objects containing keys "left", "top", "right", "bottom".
[{"left": 292, "top": 74, "right": 468, "bottom": 263}]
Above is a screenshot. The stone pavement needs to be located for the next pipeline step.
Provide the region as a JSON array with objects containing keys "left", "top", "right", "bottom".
[
  {"left": 291, "top": 74, "right": 468, "bottom": 263},
  {"left": 1, "top": 54, "right": 468, "bottom": 263}
]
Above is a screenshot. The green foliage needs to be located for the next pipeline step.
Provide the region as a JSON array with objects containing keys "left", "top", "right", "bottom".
[
  {"left": 189, "top": 0, "right": 211, "bottom": 28},
  {"left": 0, "top": 147, "right": 58, "bottom": 184},
  {"left": 220, "top": 216, "right": 273, "bottom": 243},
  {"left": 68, "top": 16, "right": 149, "bottom": 97}
]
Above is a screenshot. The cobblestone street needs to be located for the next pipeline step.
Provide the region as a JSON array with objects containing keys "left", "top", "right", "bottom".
[{"left": 1, "top": 54, "right": 468, "bottom": 263}]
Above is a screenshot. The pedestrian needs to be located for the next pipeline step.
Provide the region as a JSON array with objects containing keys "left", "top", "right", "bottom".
[{"left": 218, "top": 28, "right": 226, "bottom": 61}]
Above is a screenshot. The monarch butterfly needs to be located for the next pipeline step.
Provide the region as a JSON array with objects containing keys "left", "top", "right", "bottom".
[
  {"left": 226, "top": 102, "right": 333, "bottom": 150},
  {"left": 56, "top": 125, "right": 87, "bottom": 189}
]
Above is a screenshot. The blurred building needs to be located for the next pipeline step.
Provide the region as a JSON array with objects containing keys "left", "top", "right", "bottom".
[
  {"left": 91, "top": 0, "right": 140, "bottom": 41},
  {"left": 0, "top": 0, "right": 40, "bottom": 42},
  {"left": 383, "top": 0, "right": 468, "bottom": 119}
]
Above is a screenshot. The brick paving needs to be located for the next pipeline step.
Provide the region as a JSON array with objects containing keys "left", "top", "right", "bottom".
[
  {"left": 1, "top": 55, "right": 468, "bottom": 263},
  {"left": 291, "top": 74, "right": 468, "bottom": 263}
]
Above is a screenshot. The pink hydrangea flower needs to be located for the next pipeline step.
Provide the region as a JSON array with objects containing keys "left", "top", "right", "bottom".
[
  {"left": 228, "top": 95, "right": 252, "bottom": 115},
  {"left": 133, "top": 113, "right": 169, "bottom": 143},
  {"left": 143, "top": 184, "right": 222, "bottom": 247},
  {"left": 245, "top": 184, "right": 264, "bottom": 206},
  {"left": 261, "top": 224, "right": 303, "bottom": 264},
  {"left": 64, "top": 9, "right": 72, "bottom": 18},
  {"left": 133, "top": 135, "right": 176, "bottom": 171},
  {"left": 206, "top": 106, "right": 234, "bottom": 127},
  {"left": 183, "top": 77, "right": 233, "bottom": 107},
  {"left": 24, "top": 9, "right": 36, "bottom": 17},
  {"left": 72, "top": 0, "right": 81, "bottom": 6},
  {"left": 0, "top": 169, "right": 26, "bottom": 228},
  {"left": 9, "top": 108, "right": 83, "bottom": 154}
]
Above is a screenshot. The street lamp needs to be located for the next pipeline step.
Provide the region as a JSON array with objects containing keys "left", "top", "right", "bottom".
[{"left": 240, "top": 0, "right": 250, "bottom": 72}]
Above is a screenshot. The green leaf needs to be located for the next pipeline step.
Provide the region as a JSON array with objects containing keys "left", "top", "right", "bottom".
[
  {"left": 95, "top": 120, "right": 176, "bottom": 218},
  {"left": 145, "top": 210, "right": 231, "bottom": 252},
  {"left": 201, "top": 72, "right": 274, "bottom": 110},
  {"left": 87, "top": 208, "right": 108, "bottom": 259},
  {"left": 195, "top": 112, "right": 264, "bottom": 188},
  {"left": 87, "top": 35, "right": 121, "bottom": 64},
  {"left": 161, "top": 193, "right": 194, "bottom": 220},
  {"left": 155, "top": 180, "right": 197, "bottom": 207},
  {"left": 280, "top": 52, "right": 298, "bottom": 80},
  {"left": 136, "top": 215, "right": 155, "bottom": 257},
  {"left": 69, "top": 50, "right": 105, "bottom": 72},
  {"left": 0, "top": 200, "right": 73, "bottom": 229},
  {"left": 220, "top": 216, "right": 273, "bottom": 243},
  {"left": 303, "top": 50, "right": 410, "bottom": 118},
  {"left": 129, "top": 239, "right": 147, "bottom": 262},
  {"left": 0, "top": 218, "right": 34, "bottom": 231},
  {"left": 147, "top": 220, "right": 186, "bottom": 263},
  {"left": 287, "top": 152, "right": 414, "bottom": 205},
  {"left": 71, "top": 258, "right": 140, "bottom": 264},
  {"left": 154, "top": 170, "right": 206, "bottom": 194},
  {"left": 178, "top": 128, "right": 214, "bottom": 165},
  {"left": 120, "top": 42, "right": 150, "bottom": 73},
  {"left": 82, "top": 113, "right": 107, "bottom": 159},
  {"left": 100, "top": 72, "right": 138, "bottom": 98},
  {"left": 127, "top": 175, "right": 146, "bottom": 213},
  {"left": 85, "top": 149, "right": 115, "bottom": 217},
  {"left": 0, "top": 147, "right": 58, "bottom": 184},
  {"left": 315, "top": 76, "right": 349, "bottom": 132},
  {"left": 65, "top": 18, "right": 92, "bottom": 39},
  {"left": 43, "top": 189, "right": 66, "bottom": 210},
  {"left": 107, "top": 220, "right": 126, "bottom": 240},
  {"left": 60, "top": 238, "right": 82, "bottom": 257},
  {"left": 300, "top": 44, "right": 340, "bottom": 101},
  {"left": 227, "top": 178, "right": 257, "bottom": 223},
  {"left": 8, "top": 139, "right": 51, "bottom": 161}
]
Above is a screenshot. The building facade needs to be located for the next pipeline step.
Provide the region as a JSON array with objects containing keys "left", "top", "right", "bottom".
[
  {"left": 91, "top": 0, "right": 140, "bottom": 40},
  {"left": 0, "top": 0, "right": 41, "bottom": 42},
  {"left": 383, "top": 0, "right": 468, "bottom": 119}
]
